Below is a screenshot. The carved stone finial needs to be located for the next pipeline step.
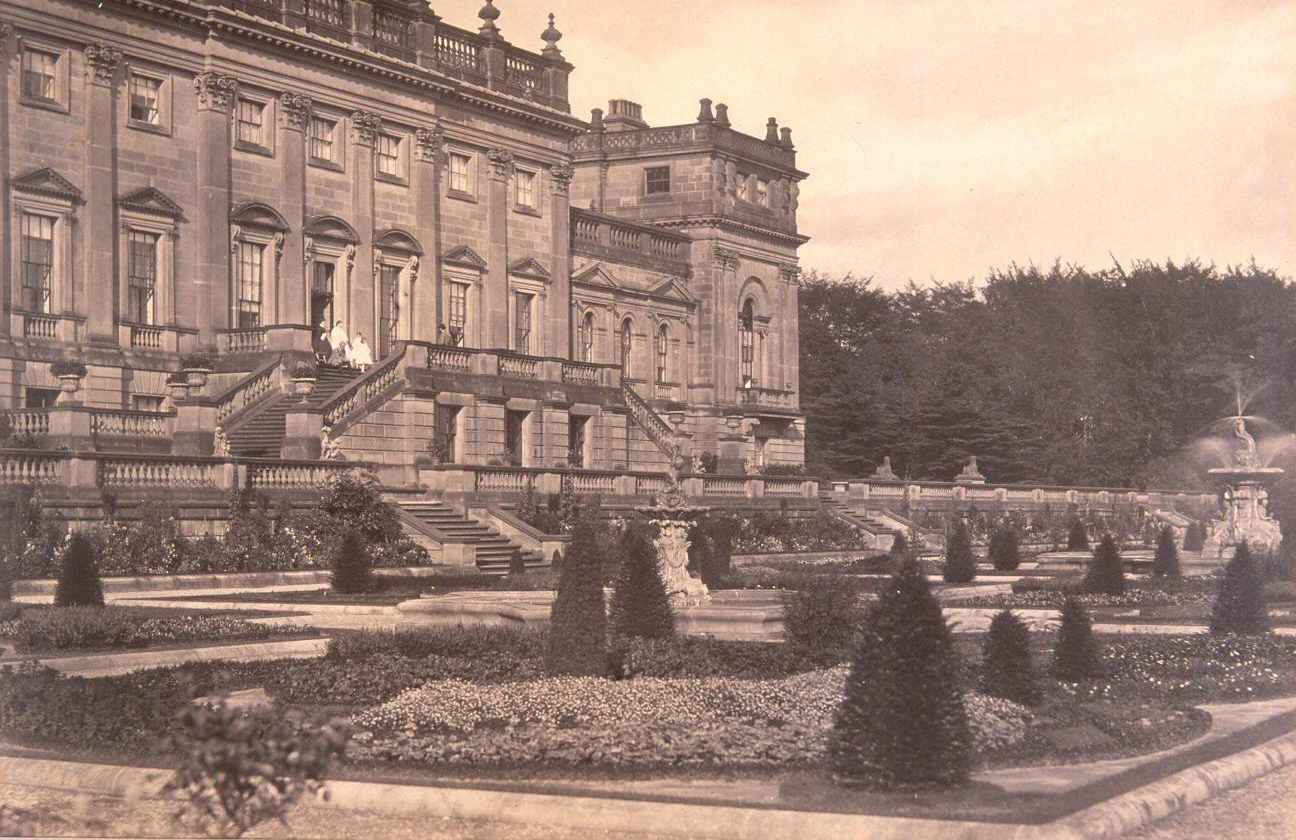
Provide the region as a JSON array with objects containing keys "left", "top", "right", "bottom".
[
  {"left": 765, "top": 117, "right": 780, "bottom": 144},
  {"left": 549, "top": 162, "right": 574, "bottom": 196},
  {"left": 193, "top": 71, "right": 239, "bottom": 112},
  {"left": 478, "top": 0, "right": 501, "bottom": 38},
  {"left": 84, "top": 44, "right": 123, "bottom": 86},
  {"left": 697, "top": 98, "right": 714, "bottom": 124},
  {"left": 414, "top": 122, "right": 446, "bottom": 163},
  {"left": 541, "top": 12, "right": 563, "bottom": 56},
  {"left": 350, "top": 111, "right": 382, "bottom": 146},
  {"left": 589, "top": 107, "right": 604, "bottom": 133},
  {"left": 279, "top": 92, "right": 312, "bottom": 131},
  {"left": 714, "top": 103, "right": 730, "bottom": 128},
  {"left": 487, "top": 147, "right": 514, "bottom": 180}
]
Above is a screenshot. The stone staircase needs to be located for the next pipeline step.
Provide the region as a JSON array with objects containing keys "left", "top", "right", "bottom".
[
  {"left": 821, "top": 491, "right": 903, "bottom": 550},
  {"left": 395, "top": 500, "right": 544, "bottom": 575},
  {"left": 227, "top": 366, "right": 358, "bottom": 458},
  {"left": 620, "top": 377, "right": 677, "bottom": 469}
]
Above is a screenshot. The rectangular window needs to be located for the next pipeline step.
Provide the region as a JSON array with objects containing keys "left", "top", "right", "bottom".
[
  {"left": 656, "top": 326, "right": 669, "bottom": 384},
  {"left": 132, "top": 394, "right": 165, "bottom": 413},
  {"left": 25, "top": 387, "right": 59, "bottom": 409},
  {"left": 736, "top": 177, "right": 749, "bottom": 203},
  {"left": 128, "top": 74, "right": 161, "bottom": 125},
  {"left": 513, "top": 291, "right": 533, "bottom": 352},
  {"left": 448, "top": 152, "right": 472, "bottom": 194},
  {"left": 504, "top": 410, "right": 526, "bottom": 466},
  {"left": 21, "top": 49, "right": 58, "bottom": 103},
  {"left": 20, "top": 213, "right": 55, "bottom": 313},
  {"left": 127, "top": 230, "right": 159, "bottom": 324},
  {"left": 756, "top": 179, "right": 769, "bottom": 207},
  {"left": 645, "top": 166, "right": 671, "bottom": 195},
  {"left": 378, "top": 264, "right": 401, "bottom": 357},
  {"left": 514, "top": 169, "right": 537, "bottom": 209},
  {"left": 568, "top": 416, "right": 587, "bottom": 468},
  {"left": 447, "top": 282, "right": 468, "bottom": 345},
  {"left": 236, "top": 241, "right": 264, "bottom": 328},
  {"left": 434, "top": 405, "right": 459, "bottom": 463},
  {"left": 235, "top": 98, "right": 266, "bottom": 147},
  {"left": 308, "top": 116, "right": 338, "bottom": 163},
  {"left": 375, "top": 132, "right": 402, "bottom": 178}
]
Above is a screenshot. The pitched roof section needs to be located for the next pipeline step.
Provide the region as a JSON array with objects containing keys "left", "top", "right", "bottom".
[
  {"left": 441, "top": 245, "right": 488, "bottom": 270},
  {"left": 119, "top": 187, "right": 184, "bottom": 219},
  {"left": 10, "top": 167, "right": 82, "bottom": 202}
]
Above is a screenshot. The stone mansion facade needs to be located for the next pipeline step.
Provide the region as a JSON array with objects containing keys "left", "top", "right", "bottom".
[{"left": 0, "top": 0, "right": 808, "bottom": 497}]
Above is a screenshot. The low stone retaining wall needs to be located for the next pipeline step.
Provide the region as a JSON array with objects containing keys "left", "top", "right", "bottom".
[
  {"left": 12, "top": 565, "right": 449, "bottom": 597},
  {"left": 732, "top": 549, "right": 884, "bottom": 566},
  {"left": 30, "top": 637, "right": 330, "bottom": 678}
]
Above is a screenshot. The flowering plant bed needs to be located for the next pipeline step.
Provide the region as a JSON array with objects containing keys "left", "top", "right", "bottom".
[
  {"left": 947, "top": 576, "right": 1223, "bottom": 610},
  {"left": 0, "top": 605, "right": 312, "bottom": 654}
]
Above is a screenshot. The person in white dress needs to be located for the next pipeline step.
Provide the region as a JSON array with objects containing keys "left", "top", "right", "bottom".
[
  {"left": 328, "top": 320, "right": 349, "bottom": 366},
  {"left": 350, "top": 332, "right": 373, "bottom": 371}
]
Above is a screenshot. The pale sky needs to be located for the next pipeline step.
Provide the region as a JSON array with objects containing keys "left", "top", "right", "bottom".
[{"left": 438, "top": 1, "right": 1296, "bottom": 288}]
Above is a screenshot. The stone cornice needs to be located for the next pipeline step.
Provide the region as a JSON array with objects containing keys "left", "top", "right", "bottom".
[{"left": 658, "top": 216, "right": 810, "bottom": 247}]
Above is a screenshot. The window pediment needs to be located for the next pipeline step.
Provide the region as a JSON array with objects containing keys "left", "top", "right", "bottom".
[
  {"left": 11, "top": 167, "right": 81, "bottom": 203},
  {"left": 119, "top": 187, "right": 184, "bottom": 220},
  {"left": 375, "top": 227, "right": 423, "bottom": 255},
  {"left": 442, "top": 245, "right": 487, "bottom": 270},
  {"left": 649, "top": 278, "right": 696, "bottom": 303},
  {"left": 230, "top": 201, "right": 289, "bottom": 231},
  {"left": 509, "top": 256, "right": 550, "bottom": 281},
  {"left": 572, "top": 262, "right": 620, "bottom": 289},
  {"left": 304, "top": 214, "right": 359, "bottom": 243}
]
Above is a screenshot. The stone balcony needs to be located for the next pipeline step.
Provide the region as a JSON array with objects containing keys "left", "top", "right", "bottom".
[{"left": 571, "top": 209, "right": 692, "bottom": 278}]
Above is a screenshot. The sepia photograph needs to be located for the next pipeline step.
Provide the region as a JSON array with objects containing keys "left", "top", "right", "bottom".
[{"left": 0, "top": 1, "right": 1294, "bottom": 837}]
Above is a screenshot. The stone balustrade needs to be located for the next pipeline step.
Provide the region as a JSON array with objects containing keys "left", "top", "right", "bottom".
[
  {"left": 570, "top": 208, "right": 692, "bottom": 277},
  {"left": 829, "top": 478, "right": 1218, "bottom": 514},
  {"left": 1, "top": 409, "right": 51, "bottom": 437},
  {"left": 0, "top": 450, "right": 66, "bottom": 484},
  {"left": 90, "top": 409, "right": 173, "bottom": 438},
  {"left": 418, "top": 342, "right": 621, "bottom": 388},
  {"left": 214, "top": 359, "right": 280, "bottom": 426},
  {"left": 421, "top": 464, "right": 819, "bottom": 502},
  {"left": 247, "top": 460, "right": 357, "bottom": 490}
]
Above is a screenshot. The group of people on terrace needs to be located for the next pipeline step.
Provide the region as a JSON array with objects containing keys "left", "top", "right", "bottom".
[{"left": 316, "top": 320, "right": 374, "bottom": 371}]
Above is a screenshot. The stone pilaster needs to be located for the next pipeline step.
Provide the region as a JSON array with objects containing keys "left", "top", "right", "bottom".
[
  {"left": 486, "top": 147, "right": 513, "bottom": 349},
  {"left": 548, "top": 162, "right": 573, "bottom": 358},
  {"left": 278, "top": 92, "right": 310, "bottom": 330},
  {"left": 193, "top": 71, "right": 239, "bottom": 352},
  {"left": 0, "top": 24, "right": 12, "bottom": 339},
  {"left": 82, "top": 44, "right": 122, "bottom": 345},
  {"left": 413, "top": 122, "right": 444, "bottom": 342},
  {"left": 349, "top": 111, "right": 380, "bottom": 342}
]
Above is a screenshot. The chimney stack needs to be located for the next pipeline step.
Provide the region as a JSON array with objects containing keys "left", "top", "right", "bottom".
[{"left": 604, "top": 99, "right": 648, "bottom": 132}]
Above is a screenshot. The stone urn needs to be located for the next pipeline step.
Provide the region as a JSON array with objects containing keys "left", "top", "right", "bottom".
[
  {"left": 291, "top": 377, "right": 317, "bottom": 398},
  {"left": 183, "top": 368, "right": 210, "bottom": 389},
  {"left": 167, "top": 379, "right": 190, "bottom": 402},
  {"left": 56, "top": 373, "right": 82, "bottom": 402}
]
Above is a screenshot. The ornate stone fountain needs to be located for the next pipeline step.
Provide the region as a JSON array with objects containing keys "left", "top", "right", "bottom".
[
  {"left": 641, "top": 438, "right": 710, "bottom": 607},
  {"left": 1201, "top": 417, "right": 1283, "bottom": 562}
]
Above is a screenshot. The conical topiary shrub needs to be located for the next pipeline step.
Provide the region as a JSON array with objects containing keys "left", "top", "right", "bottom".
[
  {"left": 1067, "top": 519, "right": 1090, "bottom": 551},
  {"left": 888, "top": 531, "right": 911, "bottom": 566},
  {"left": 54, "top": 533, "right": 104, "bottom": 607},
  {"left": 1209, "top": 541, "right": 1269, "bottom": 635},
  {"left": 989, "top": 525, "right": 1021, "bottom": 571},
  {"left": 942, "top": 518, "right": 976, "bottom": 583},
  {"left": 609, "top": 517, "right": 675, "bottom": 639},
  {"left": 981, "top": 610, "right": 1041, "bottom": 706},
  {"left": 546, "top": 514, "right": 608, "bottom": 675},
  {"left": 828, "top": 558, "right": 969, "bottom": 788},
  {"left": 1152, "top": 525, "right": 1180, "bottom": 579},
  {"left": 330, "top": 529, "right": 373, "bottom": 594},
  {"left": 1051, "top": 597, "right": 1103, "bottom": 680},
  {"left": 1083, "top": 534, "right": 1126, "bottom": 595},
  {"left": 1183, "top": 522, "right": 1205, "bottom": 552}
]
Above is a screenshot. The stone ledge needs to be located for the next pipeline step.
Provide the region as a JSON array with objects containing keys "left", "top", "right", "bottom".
[{"left": 32, "top": 637, "right": 330, "bottom": 678}]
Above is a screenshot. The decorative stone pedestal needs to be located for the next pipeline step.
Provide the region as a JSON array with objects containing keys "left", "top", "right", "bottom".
[
  {"left": 1201, "top": 418, "right": 1283, "bottom": 564},
  {"left": 649, "top": 511, "right": 710, "bottom": 607}
]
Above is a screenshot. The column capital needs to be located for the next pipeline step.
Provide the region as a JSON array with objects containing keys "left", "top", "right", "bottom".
[
  {"left": 487, "top": 148, "right": 514, "bottom": 181},
  {"left": 548, "top": 163, "right": 574, "bottom": 196},
  {"left": 193, "top": 70, "right": 239, "bottom": 112},
  {"left": 414, "top": 124, "right": 445, "bottom": 163},
  {"left": 83, "top": 44, "right": 123, "bottom": 87},
  {"left": 279, "top": 92, "right": 312, "bottom": 131},
  {"left": 350, "top": 110, "right": 382, "bottom": 146},
  {"left": 0, "top": 23, "right": 14, "bottom": 47},
  {"left": 713, "top": 247, "right": 740, "bottom": 271},
  {"left": 778, "top": 263, "right": 802, "bottom": 285}
]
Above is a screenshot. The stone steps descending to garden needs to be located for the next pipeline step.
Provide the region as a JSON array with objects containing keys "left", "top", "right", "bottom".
[
  {"left": 227, "top": 366, "right": 358, "bottom": 458},
  {"left": 395, "top": 500, "right": 543, "bottom": 575}
]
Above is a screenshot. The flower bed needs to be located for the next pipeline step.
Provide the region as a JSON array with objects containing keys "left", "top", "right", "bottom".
[
  {"left": 1086, "top": 634, "right": 1296, "bottom": 703},
  {"left": 0, "top": 606, "right": 310, "bottom": 654},
  {"left": 947, "top": 576, "right": 1222, "bottom": 610}
]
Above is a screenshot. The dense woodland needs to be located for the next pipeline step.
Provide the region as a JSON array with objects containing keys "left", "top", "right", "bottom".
[{"left": 799, "top": 261, "right": 1296, "bottom": 489}]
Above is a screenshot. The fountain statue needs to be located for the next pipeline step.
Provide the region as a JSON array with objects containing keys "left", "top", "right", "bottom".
[
  {"left": 641, "top": 441, "right": 710, "bottom": 607},
  {"left": 1202, "top": 416, "right": 1282, "bottom": 562}
]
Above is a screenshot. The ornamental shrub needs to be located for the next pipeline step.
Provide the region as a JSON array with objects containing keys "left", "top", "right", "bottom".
[
  {"left": 943, "top": 518, "right": 976, "bottom": 583},
  {"left": 1051, "top": 597, "right": 1103, "bottom": 680},
  {"left": 546, "top": 514, "right": 608, "bottom": 675},
  {"left": 609, "top": 518, "right": 675, "bottom": 639},
  {"left": 988, "top": 525, "right": 1021, "bottom": 571},
  {"left": 165, "top": 702, "right": 347, "bottom": 839},
  {"left": 54, "top": 533, "right": 104, "bottom": 607},
  {"left": 828, "top": 559, "right": 969, "bottom": 788},
  {"left": 1083, "top": 534, "right": 1126, "bottom": 595},
  {"left": 321, "top": 469, "right": 401, "bottom": 544},
  {"left": 1067, "top": 519, "right": 1090, "bottom": 551},
  {"left": 1183, "top": 521, "right": 1205, "bottom": 552},
  {"left": 330, "top": 529, "right": 374, "bottom": 594},
  {"left": 784, "top": 574, "right": 865, "bottom": 665},
  {"left": 981, "top": 610, "right": 1041, "bottom": 706},
  {"left": 1152, "top": 525, "right": 1181, "bottom": 579},
  {"left": 887, "top": 531, "right": 911, "bottom": 566},
  {"left": 1209, "top": 541, "right": 1269, "bottom": 635}
]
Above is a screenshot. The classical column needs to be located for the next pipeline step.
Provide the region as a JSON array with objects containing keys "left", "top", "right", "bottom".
[
  {"left": 485, "top": 147, "right": 512, "bottom": 350},
  {"left": 413, "top": 122, "right": 444, "bottom": 342},
  {"left": 548, "top": 162, "right": 573, "bottom": 358},
  {"left": 193, "top": 71, "right": 238, "bottom": 352},
  {"left": 349, "top": 111, "right": 380, "bottom": 341},
  {"left": 82, "top": 44, "right": 122, "bottom": 345},
  {"left": 278, "top": 93, "right": 310, "bottom": 334},
  {"left": 0, "top": 24, "right": 12, "bottom": 339}
]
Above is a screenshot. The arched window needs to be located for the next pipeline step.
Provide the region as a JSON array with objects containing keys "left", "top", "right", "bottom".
[
  {"left": 620, "top": 317, "right": 634, "bottom": 378},
  {"left": 580, "top": 311, "right": 595, "bottom": 362},
  {"left": 656, "top": 323, "right": 669, "bottom": 384},
  {"left": 739, "top": 297, "right": 756, "bottom": 387}
]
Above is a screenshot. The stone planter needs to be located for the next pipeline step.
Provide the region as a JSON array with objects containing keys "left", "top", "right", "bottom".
[
  {"left": 183, "top": 368, "right": 211, "bottom": 388},
  {"left": 291, "top": 377, "right": 317, "bottom": 398},
  {"left": 167, "top": 381, "right": 190, "bottom": 401},
  {"left": 56, "top": 373, "right": 83, "bottom": 404}
]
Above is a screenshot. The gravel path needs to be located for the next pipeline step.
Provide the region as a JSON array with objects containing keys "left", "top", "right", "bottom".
[
  {"left": 1127, "top": 760, "right": 1296, "bottom": 839},
  {"left": 0, "top": 783, "right": 675, "bottom": 839}
]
